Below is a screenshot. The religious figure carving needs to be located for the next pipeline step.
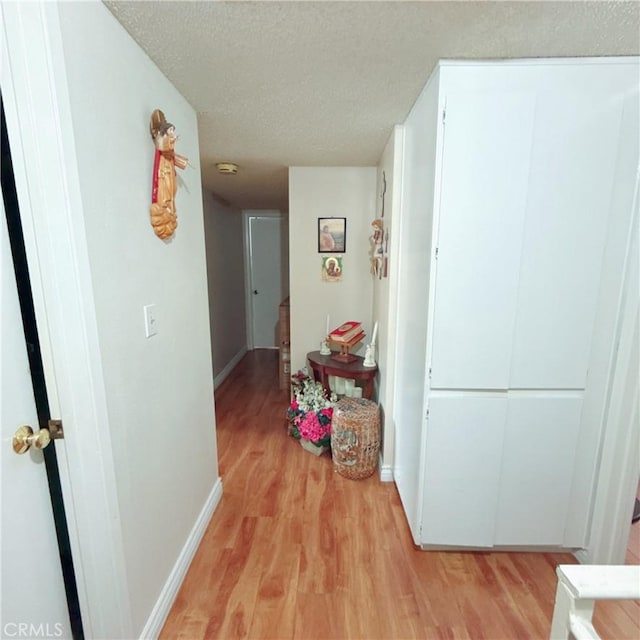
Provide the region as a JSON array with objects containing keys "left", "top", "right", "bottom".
[{"left": 149, "top": 109, "right": 189, "bottom": 240}]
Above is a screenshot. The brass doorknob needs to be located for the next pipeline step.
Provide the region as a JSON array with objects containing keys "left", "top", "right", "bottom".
[{"left": 13, "top": 425, "right": 51, "bottom": 454}]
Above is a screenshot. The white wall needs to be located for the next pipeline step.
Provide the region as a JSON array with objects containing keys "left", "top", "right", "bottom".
[
  {"left": 57, "top": 3, "right": 219, "bottom": 635},
  {"left": 392, "top": 67, "right": 442, "bottom": 540},
  {"left": 202, "top": 192, "right": 247, "bottom": 383},
  {"left": 372, "top": 127, "right": 405, "bottom": 475},
  {"left": 288, "top": 167, "right": 376, "bottom": 372}
]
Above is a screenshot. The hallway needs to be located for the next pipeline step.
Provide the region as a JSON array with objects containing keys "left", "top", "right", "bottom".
[{"left": 160, "top": 350, "right": 638, "bottom": 639}]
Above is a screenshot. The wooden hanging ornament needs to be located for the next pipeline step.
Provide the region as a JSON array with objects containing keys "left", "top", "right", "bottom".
[
  {"left": 370, "top": 218, "right": 384, "bottom": 277},
  {"left": 149, "top": 109, "right": 189, "bottom": 240}
]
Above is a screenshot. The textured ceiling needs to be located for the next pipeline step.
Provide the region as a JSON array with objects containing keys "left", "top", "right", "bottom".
[{"left": 104, "top": 1, "right": 640, "bottom": 212}]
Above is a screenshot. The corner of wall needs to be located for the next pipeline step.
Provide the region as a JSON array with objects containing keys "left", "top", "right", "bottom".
[
  {"left": 288, "top": 167, "right": 376, "bottom": 372},
  {"left": 140, "top": 479, "right": 223, "bottom": 638}
]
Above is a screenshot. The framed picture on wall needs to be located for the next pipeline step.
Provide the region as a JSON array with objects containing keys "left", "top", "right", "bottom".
[
  {"left": 318, "top": 217, "right": 346, "bottom": 253},
  {"left": 322, "top": 256, "right": 343, "bottom": 282}
]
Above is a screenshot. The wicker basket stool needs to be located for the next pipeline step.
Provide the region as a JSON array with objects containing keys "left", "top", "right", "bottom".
[{"left": 331, "top": 397, "right": 380, "bottom": 480}]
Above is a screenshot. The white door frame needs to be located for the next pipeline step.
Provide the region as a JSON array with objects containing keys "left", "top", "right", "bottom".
[
  {"left": 1, "top": 3, "right": 132, "bottom": 636},
  {"left": 582, "top": 170, "right": 639, "bottom": 564},
  {"left": 242, "top": 209, "right": 284, "bottom": 350}
]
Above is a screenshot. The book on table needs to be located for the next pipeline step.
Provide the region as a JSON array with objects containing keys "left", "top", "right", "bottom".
[
  {"left": 328, "top": 330, "right": 366, "bottom": 363},
  {"left": 328, "top": 321, "right": 362, "bottom": 343}
]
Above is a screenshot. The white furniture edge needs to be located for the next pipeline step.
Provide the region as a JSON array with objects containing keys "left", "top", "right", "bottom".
[{"left": 549, "top": 564, "right": 640, "bottom": 640}]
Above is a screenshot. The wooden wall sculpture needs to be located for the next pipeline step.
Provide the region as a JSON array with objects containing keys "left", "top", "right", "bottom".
[{"left": 149, "top": 109, "right": 189, "bottom": 240}]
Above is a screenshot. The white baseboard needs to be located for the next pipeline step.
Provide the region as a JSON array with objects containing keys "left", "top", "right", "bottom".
[
  {"left": 214, "top": 346, "right": 247, "bottom": 389},
  {"left": 140, "top": 478, "right": 223, "bottom": 639},
  {"left": 378, "top": 453, "right": 394, "bottom": 482},
  {"left": 574, "top": 548, "right": 590, "bottom": 564},
  {"left": 421, "top": 543, "right": 579, "bottom": 553}
]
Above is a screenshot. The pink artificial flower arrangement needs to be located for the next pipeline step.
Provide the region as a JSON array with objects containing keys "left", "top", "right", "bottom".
[{"left": 287, "top": 372, "right": 336, "bottom": 448}]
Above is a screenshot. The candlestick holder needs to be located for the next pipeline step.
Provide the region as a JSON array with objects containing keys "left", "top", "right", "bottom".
[{"left": 320, "top": 339, "right": 331, "bottom": 355}]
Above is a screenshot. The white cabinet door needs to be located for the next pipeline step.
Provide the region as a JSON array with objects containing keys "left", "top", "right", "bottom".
[
  {"left": 405, "top": 62, "right": 639, "bottom": 551},
  {"left": 420, "top": 394, "right": 584, "bottom": 548},
  {"left": 430, "top": 91, "right": 535, "bottom": 390},
  {"left": 494, "top": 395, "right": 583, "bottom": 545},
  {"left": 509, "top": 94, "right": 624, "bottom": 389},
  {"left": 421, "top": 396, "right": 507, "bottom": 547}
]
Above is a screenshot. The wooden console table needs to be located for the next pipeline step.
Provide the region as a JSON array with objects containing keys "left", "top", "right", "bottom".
[{"left": 307, "top": 351, "right": 377, "bottom": 400}]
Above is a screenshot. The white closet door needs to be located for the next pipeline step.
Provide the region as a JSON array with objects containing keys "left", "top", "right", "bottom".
[
  {"left": 248, "top": 215, "right": 285, "bottom": 348},
  {"left": 430, "top": 91, "right": 535, "bottom": 390},
  {"left": 421, "top": 395, "right": 507, "bottom": 547},
  {"left": 494, "top": 395, "right": 582, "bottom": 545},
  {"left": 508, "top": 95, "right": 624, "bottom": 389}
]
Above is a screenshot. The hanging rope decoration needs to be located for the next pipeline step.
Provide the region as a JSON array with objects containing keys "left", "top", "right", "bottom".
[{"left": 149, "top": 109, "right": 189, "bottom": 240}]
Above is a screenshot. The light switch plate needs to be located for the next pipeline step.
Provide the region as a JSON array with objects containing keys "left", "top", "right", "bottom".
[{"left": 144, "top": 304, "right": 158, "bottom": 338}]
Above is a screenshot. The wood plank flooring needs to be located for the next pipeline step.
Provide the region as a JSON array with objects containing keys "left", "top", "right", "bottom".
[{"left": 160, "top": 349, "right": 639, "bottom": 639}]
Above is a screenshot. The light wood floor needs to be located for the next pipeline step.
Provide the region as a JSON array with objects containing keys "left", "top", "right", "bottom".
[{"left": 160, "top": 349, "right": 639, "bottom": 639}]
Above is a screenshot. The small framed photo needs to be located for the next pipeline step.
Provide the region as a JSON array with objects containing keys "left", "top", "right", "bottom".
[
  {"left": 322, "top": 256, "right": 343, "bottom": 282},
  {"left": 318, "top": 217, "right": 346, "bottom": 253}
]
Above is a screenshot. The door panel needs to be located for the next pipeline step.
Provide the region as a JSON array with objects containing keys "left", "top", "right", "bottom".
[
  {"left": 430, "top": 91, "right": 535, "bottom": 390},
  {"left": 0, "top": 203, "right": 71, "bottom": 636},
  {"left": 495, "top": 395, "right": 583, "bottom": 545},
  {"left": 249, "top": 216, "right": 286, "bottom": 348},
  {"left": 421, "top": 396, "right": 507, "bottom": 547},
  {"left": 509, "top": 96, "right": 623, "bottom": 389}
]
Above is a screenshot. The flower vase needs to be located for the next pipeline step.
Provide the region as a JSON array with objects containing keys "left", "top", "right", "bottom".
[{"left": 300, "top": 438, "right": 329, "bottom": 457}]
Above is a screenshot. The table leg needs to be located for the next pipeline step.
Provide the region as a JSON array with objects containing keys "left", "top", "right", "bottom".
[
  {"left": 309, "top": 363, "right": 330, "bottom": 397},
  {"left": 363, "top": 377, "right": 374, "bottom": 400}
]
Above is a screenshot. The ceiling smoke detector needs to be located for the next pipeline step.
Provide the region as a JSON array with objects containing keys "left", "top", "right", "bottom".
[{"left": 216, "top": 162, "right": 239, "bottom": 175}]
